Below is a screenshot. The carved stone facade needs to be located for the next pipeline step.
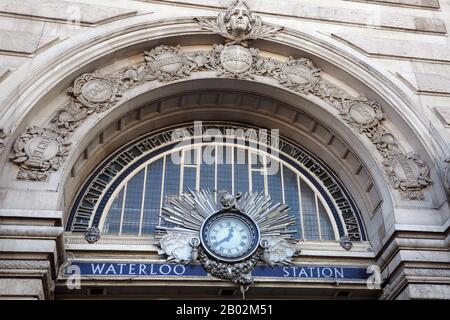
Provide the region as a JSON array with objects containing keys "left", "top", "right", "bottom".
[
  {"left": 0, "top": 0, "right": 449, "bottom": 301},
  {"left": 6, "top": 37, "right": 433, "bottom": 198}
]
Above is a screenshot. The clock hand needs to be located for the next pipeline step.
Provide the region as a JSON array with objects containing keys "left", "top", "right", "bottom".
[{"left": 217, "top": 227, "right": 234, "bottom": 244}]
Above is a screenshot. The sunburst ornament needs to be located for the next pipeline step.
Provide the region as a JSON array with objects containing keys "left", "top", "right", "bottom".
[{"left": 156, "top": 189, "right": 298, "bottom": 285}]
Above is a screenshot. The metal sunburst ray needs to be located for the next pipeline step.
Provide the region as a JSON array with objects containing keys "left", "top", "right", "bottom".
[{"left": 156, "top": 189, "right": 299, "bottom": 283}]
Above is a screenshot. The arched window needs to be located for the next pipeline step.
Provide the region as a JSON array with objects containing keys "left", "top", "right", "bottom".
[
  {"left": 101, "top": 144, "right": 338, "bottom": 240},
  {"left": 69, "top": 123, "right": 366, "bottom": 242}
]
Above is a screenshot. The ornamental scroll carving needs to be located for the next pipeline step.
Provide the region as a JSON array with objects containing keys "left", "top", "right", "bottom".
[{"left": 7, "top": 0, "right": 432, "bottom": 199}]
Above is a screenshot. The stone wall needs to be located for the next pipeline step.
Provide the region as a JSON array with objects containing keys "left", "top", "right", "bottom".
[{"left": 0, "top": 0, "right": 449, "bottom": 300}]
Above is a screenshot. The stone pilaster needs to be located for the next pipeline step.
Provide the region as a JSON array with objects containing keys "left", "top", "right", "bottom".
[{"left": 0, "top": 209, "right": 64, "bottom": 299}]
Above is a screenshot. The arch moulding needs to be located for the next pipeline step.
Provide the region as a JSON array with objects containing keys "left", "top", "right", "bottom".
[{"left": 0, "top": 5, "right": 449, "bottom": 300}]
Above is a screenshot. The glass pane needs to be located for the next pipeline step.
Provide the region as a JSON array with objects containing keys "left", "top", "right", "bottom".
[
  {"left": 252, "top": 170, "right": 265, "bottom": 194},
  {"left": 121, "top": 170, "right": 145, "bottom": 234},
  {"left": 300, "top": 180, "right": 320, "bottom": 240},
  {"left": 183, "top": 166, "right": 197, "bottom": 192},
  {"left": 100, "top": 143, "right": 338, "bottom": 241},
  {"left": 283, "top": 167, "right": 302, "bottom": 239},
  {"left": 267, "top": 163, "right": 283, "bottom": 204},
  {"left": 163, "top": 154, "right": 181, "bottom": 205},
  {"left": 103, "top": 188, "right": 124, "bottom": 234},
  {"left": 141, "top": 158, "right": 164, "bottom": 234},
  {"left": 318, "top": 200, "right": 335, "bottom": 240},
  {"left": 200, "top": 146, "right": 215, "bottom": 190},
  {"left": 217, "top": 146, "right": 232, "bottom": 192},
  {"left": 234, "top": 147, "right": 249, "bottom": 194}
]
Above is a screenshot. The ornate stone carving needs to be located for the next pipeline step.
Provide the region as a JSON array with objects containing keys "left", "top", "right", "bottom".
[
  {"left": 68, "top": 73, "right": 121, "bottom": 111},
  {"left": 207, "top": 44, "right": 261, "bottom": 79},
  {"left": 198, "top": 246, "right": 263, "bottom": 285},
  {"left": 339, "top": 98, "right": 384, "bottom": 133},
  {"left": 273, "top": 57, "right": 321, "bottom": 94},
  {"left": 84, "top": 227, "right": 101, "bottom": 243},
  {"left": 9, "top": 126, "right": 71, "bottom": 181},
  {"left": 383, "top": 153, "right": 432, "bottom": 200},
  {"left": 260, "top": 237, "right": 297, "bottom": 266},
  {"left": 49, "top": 101, "right": 92, "bottom": 137},
  {"left": 9, "top": 0, "right": 433, "bottom": 199},
  {"left": 195, "top": 0, "right": 282, "bottom": 46},
  {"left": 366, "top": 127, "right": 401, "bottom": 159},
  {"left": 157, "top": 189, "right": 298, "bottom": 286},
  {"left": 158, "top": 232, "right": 197, "bottom": 264},
  {"left": 144, "top": 45, "right": 192, "bottom": 82},
  {"left": 441, "top": 157, "right": 450, "bottom": 198},
  {"left": 339, "top": 235, "right": 353, "bottom": 251},
  {"left": 0, "top": 128, "right": 6, "bottom": 151}
]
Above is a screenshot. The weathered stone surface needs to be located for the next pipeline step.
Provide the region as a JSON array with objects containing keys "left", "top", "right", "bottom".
[
  {"left": 400, "top": 72, "right": 450, "bottom": 95},
  {"left": 0, "top": 66, "right": 9, "bottom": 82},
  {"left": 415, "top": 73, "right": 450, "bottom": 94},
  {"left": 0, "top": 0, "right": 136, "bottom": 25},
  {"left": 160, "top": 0, "right": 446, "bottom": 33},
  {"left": 347, "top": 0, "right": 440, "bottom": 9},
  {"left": 0, "top": 29, "right": 58, "bottom": 55},
  {"left": 434, "top": 107, "right": 450, "bottom": 126},
  {"left": 333, "top": 34, "right": 450, "bottom": 62}
]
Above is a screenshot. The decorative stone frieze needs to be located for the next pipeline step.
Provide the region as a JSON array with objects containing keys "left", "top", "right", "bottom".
[
  {"left": 144, "top": 45, "right": 192, "bottom": 82},
  {"left": 7, "top": 0, "right": 432, "bottom": 200},
  {"left": 383, "top": 153, "right": 432, "bottom": 200},
  {"left": 272, "top": 57, "right": 321, "bottom": 94},
  {"left": 339, "top": 98, "right": 384, "bottom": 133},
  {"left": 195, "top": 0, "right": 282, "bottom": 46},
  {"left": 440, "top": 157, "right": 450, "bottom": 198},
  {"left": 208, "top": 44, "right": 261, "bottom": 79},
  {"left": 68, "top": 73, "right": 122, "bottom": 112},
  {"left": 49, "top": 101, "right": 93, "bottom": 137},
  {"left": 9, "top": 126, "right": 71, "bottom": 181},
  {"left": 0, "top": 128, "right": 6, "bottom": 151}
]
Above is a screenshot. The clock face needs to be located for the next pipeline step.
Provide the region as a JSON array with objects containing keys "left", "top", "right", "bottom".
[{"left": 200, "top": 211, "right": 260, "bottom": 262}]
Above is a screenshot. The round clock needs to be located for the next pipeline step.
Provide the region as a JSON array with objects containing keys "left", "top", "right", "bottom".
[{"left": 200, "top": 210, "right": 260, "bottom": 262}]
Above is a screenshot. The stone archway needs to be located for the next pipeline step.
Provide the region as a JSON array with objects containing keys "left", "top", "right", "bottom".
[{"left": 0, "top": 2, "right": 448, "bottom": 300}]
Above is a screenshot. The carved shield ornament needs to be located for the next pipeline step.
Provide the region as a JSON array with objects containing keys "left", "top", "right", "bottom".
[{"left": 69, "top": 73, "right": 121, "bottom": 111}]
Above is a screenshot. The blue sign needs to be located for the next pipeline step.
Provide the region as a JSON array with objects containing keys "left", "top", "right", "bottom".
[{"left": 66, "top": 262, "right": 369, "bottom": 280}]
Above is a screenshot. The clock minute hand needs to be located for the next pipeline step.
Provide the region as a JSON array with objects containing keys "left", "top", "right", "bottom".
[{"left": 217, "top": 227, "right": 234, "bottom": 244}]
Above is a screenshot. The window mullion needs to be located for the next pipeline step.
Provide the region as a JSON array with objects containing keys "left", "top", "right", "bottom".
[
  {"left": 158, "top": 156, "right": 167, "bottom": 226},
  {"left": 196, "top": 147, "right": 201, "bottom": 191},
  {"left": 248, "top": 150, "right": 252, "bottom": 193},
  {"left": 315, "top": 193, "right": 323, "bottom": 241},
  {"left": 138, "top": 166, "right": 148, "bottom": 236},
  {"left": 118, "top": 184, "right": 127, "bottom": 235},
  {"left": 179, "top": 150, "right": 185, "bottom": 194},
  {"left": 231, "top": 146, "right": 235, "bottom": 194},
  {"left": 280, "top": 163, "right": 285, "bottom": 204},
  {"left": 297, "top": 176, "right": 305, "bottom": 241}
]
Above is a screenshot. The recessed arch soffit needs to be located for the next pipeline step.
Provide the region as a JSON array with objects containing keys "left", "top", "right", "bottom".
[{"left": 5, "top": 0, "right": 432, "bottom": 201}]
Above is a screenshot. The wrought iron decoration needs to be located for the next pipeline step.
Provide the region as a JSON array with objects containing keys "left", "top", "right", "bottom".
[{"left": 156, "top": 189, "right": 298, "bottom": 285}]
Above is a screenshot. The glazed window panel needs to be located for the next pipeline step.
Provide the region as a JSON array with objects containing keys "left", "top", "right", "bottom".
[
  {"left": 121, "top": 170, "right": 145, "bottom": 234},
  {"left": 200, "top": 146, "right": 215, "bottom": 190},
  {"left": 300, "top": 179, "right": 320, "bottom": 240},
  {"left": 102, "top": 188, "right": 124, "bottom": 234},
  {"left": 283, "top": 167, "right": 302, "bottom": 239},
  {"left": 101, "top": 144, "right": 339, "bottom": 241},
  {"left": 234, "top": 148, "right": 249, "bottom": 193},
  {"left": 141, "top": 158, "right": 164, "bottom": 234},
  {"left": 216, "top": 146, "right": 233, "bottom": 192}
]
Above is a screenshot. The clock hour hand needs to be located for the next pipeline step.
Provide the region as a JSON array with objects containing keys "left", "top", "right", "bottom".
[{"left": 217, "top": 227, "right": 234, "bottom": 244}]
